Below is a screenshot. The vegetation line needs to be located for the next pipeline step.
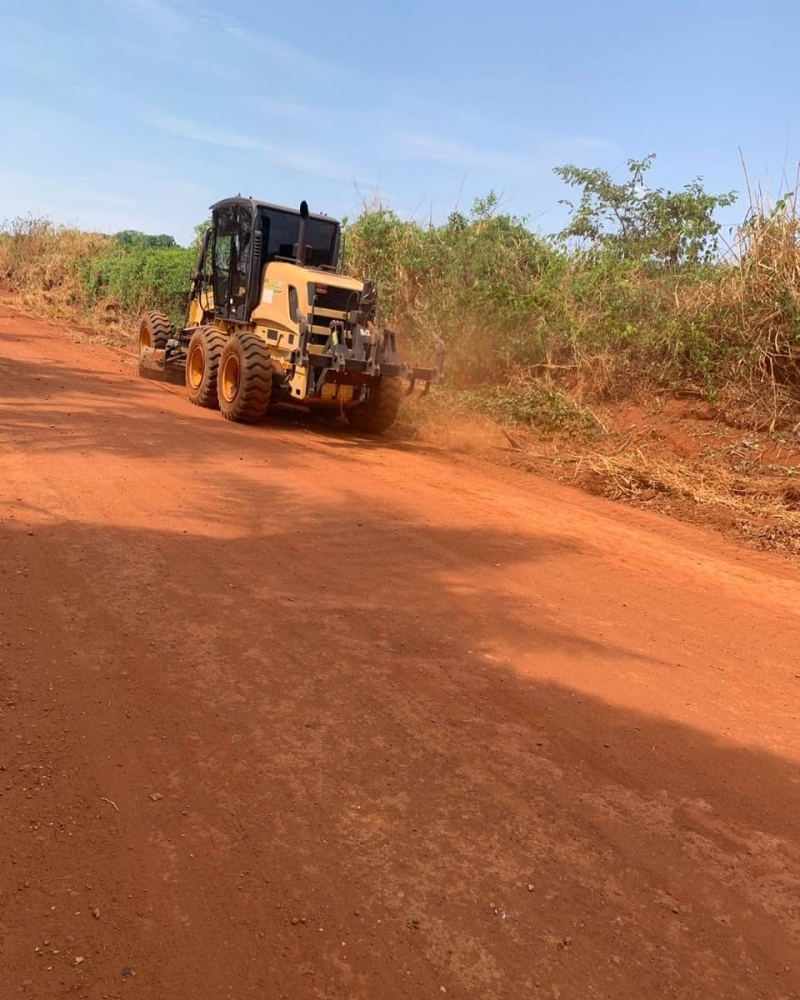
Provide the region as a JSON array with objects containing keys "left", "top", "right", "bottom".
[{"left": 2, "top": 154, "right": 799, "bottom": 432}]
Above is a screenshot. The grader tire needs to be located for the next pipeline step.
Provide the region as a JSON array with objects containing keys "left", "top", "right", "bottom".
[
  {"left": 186, "top": 326, "right": 227, "bottom": 409},
  {"left": 217, "top": 332, "right": 273, "bottom": 423},
  {"left": 139, "top": 311, "right": 171, "bottom": 353},
  {"left": 347, "top": 376, "right": 403, "bottom": 434}
]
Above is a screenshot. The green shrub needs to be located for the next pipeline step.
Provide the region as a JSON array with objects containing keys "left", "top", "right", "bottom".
[
  {"left": 82, "top": 243, "right": 193, "bottom": 325},
  {"left": 454, "top": 383, "right": 599, "bottom": 434}
]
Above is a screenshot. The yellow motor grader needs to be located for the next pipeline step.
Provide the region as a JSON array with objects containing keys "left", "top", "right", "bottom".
[{"left": 138, "top": 197, "right": 443, "bottom": 433}]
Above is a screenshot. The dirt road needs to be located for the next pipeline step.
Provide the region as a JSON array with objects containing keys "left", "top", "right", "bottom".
[{"left": 1, "top": 309, "right": 799, "bottom": 1000}]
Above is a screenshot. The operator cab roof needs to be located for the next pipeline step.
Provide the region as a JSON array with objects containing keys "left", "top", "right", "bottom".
[{"left": 210, "top": 197, "right": 340, "bottom": 226}]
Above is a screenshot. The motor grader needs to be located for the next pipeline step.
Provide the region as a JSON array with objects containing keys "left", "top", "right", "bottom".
[{"left": 138, "top": 197, "right": 442, "bottom": 433}]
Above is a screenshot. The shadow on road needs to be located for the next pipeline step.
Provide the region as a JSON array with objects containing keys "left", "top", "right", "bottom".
[
  {"left": 0, "top": 347, "right": 441, "bottom": 463},
  {"left": 1, "top": 501, "right": 798, "bottom": 1000}
]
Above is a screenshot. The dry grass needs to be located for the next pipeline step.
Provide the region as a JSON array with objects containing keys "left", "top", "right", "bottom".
[
  {"left": 0, "top": 216, "right": 192, "bottom": 333},
  {"left": 580, "top": 449, "right": 800, "bottom": 553},
  {"left": 0, "top": 219, "right": 159, "bottom": 349},
  {"left": 582, "top": 447, "right": 797, "bottom": 511},
  {"left": 393, "top": 382, "right": 800, "bottom": 555},
  {"left": 688, "top": 189, "right": 800, "bottom": 429},
  {"left": 0, "top": 218, "right": 112, "bottom": 317}
]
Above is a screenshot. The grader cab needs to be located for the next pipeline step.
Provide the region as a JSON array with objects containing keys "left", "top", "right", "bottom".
[{"left": 138, "top": 197, "right": 443, "bottom": 433}]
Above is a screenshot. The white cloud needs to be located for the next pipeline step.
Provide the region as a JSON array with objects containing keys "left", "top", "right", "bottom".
[
  {"left": 396, "top": 132, "right": 536, "bottom": 175},
  {"left": 145, "top": 110, "right": 353, "bottom": 182},
  {"left": 204, "top": 17, "right": 310, "bottom": 69},
  {"left": 147, "top": 112, "right": 269, "bottom": 153},
  {"left": 108, "top": 1, "right": 316, "bottom": 72},
  {"left": 396, "top": 131, "right": 613, "bottom": 176}
]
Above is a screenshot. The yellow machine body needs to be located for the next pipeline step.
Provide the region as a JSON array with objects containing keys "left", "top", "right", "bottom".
[{"left": 138, "top": 196, "right": 442, "bottom": 432}]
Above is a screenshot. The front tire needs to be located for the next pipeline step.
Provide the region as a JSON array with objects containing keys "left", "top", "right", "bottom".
[
  {"left": 186, "top": 326, "right": 227, "bottom": 409},
  {"left": 139, "top": 311, "right": 170, "bottom": 353},
  {"left": 217, "top": 332, "right": 273, "bottom": 423},
  {"left": 347, "top": 377, "right": 403, "bottom": 434}
]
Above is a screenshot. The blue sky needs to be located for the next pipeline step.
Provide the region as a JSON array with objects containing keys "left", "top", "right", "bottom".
[{"left": 1, "top": 0, "right": 797, "bottom": 244}]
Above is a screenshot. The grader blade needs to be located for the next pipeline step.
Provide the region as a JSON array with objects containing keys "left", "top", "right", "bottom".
[{"left": 138, "top": 347, "right": 186, "bottom": 386}]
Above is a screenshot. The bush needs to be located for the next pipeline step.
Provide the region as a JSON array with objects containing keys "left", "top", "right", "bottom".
[
  {"left": 82, "top": 241, "right": 193, "bottom": 324},
  {"left": 454, "top": 382, "right": 599, "bottom": 435},
  {"left": 0, "top": 217, "right": 192, "bottom": 326},
  {"left": 342, "top": 193, "right": 556, "bottom": 378}
]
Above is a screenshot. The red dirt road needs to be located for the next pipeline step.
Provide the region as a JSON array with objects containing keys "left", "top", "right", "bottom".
[{"left": 1, "top": 310, "right": 799, "bottom": 1000}]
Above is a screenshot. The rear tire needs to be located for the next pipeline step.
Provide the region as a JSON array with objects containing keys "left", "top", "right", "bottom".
[
  {"left": 139, "top": 311, "right": 170, "bottom": 353},
  {"left": 347, "top": 377, "right": 403, "bottom": 434},
  {"left": 186, "top": 326, "right": 227, "bottom": 409},
  {"left": 217, "top": 332, "right": 273, "bottom": 423}
]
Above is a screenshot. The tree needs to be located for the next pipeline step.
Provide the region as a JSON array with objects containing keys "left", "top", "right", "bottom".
[
  {"left": 554, "top": 154, "right": 737, "bottom": 266},
  {"left": 114, "top": 230, "right": 177, "bottom": 250}
]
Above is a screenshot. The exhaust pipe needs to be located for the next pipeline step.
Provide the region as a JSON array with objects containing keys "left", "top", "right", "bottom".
[{"left": 296, "top": 200, "right": 309, "bottom": 265}]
